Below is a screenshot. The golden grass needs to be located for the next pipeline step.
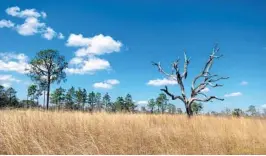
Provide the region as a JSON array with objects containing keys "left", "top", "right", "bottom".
[{"left": 1, "top": 110, "right": 266, "bottom": 154}]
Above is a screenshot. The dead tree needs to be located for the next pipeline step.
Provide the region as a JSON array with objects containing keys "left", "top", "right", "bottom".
[{"left": 152, "top": 45, "right": 228, "bottom": 117}]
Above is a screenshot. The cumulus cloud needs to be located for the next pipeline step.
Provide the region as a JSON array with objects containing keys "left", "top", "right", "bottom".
[
  {"left": 66, "top": 33, "right": 122, "bottom": 75},
  {"left": 0, "top": 74, "right": 20, "bottom": 88},
  {"left": 66, "top": 57, "right": 110, "bottom": 74},
  {"left": 224, "top": 92, "right": 242, "bottom": 97},
  {"left": 16, "top": 17, "right": 45, "bottom": 36},
  {"left": 0, "top": 19, "right": 15, "bottom": 28},
  {"left": 93, "top": 79, "right": 120, "bottom": 89},
  {"left": 0, "top": 52, "right": 29, "bottom": 74},
  {"left": 240, "top": 81, "right": 248, "bottom": 86},
  {"left": 1, "top": 6, "right": 63, "bottom": 40},
  {"left": 106, "top": 79, "right": 120, "bottom": 85},
  {"left": 66, "top": 34, "right": 122, "bottom": 56},
  {"left": 201, "top": 87, "right": 210, "bottom": 93},
  {"left": 147, "top": 78, "right": 177, "bottom": 86},
  {"left": 6, "top": 6, "right": 45, "bottom": 18},
  {"left": 42, "top": 27, "right": 56, "bottom": 40}
]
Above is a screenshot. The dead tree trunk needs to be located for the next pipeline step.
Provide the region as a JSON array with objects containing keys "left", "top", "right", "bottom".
[{"left": 152, "top": 45, "right": 228, "bottom": 117}]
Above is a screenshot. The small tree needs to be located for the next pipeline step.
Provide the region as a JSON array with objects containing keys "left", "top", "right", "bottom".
[
  {"left": 75, "top": 88, "right": 84, "bottom": 110},
  {"left": 27, "top": 84, "right": 38, "bottom": 107},
  {"left": 191, "top": 102, "right": 203, "bottom": 114},
  {"left": 103, "top": 93, "right": 112, "bottom": 112},
  {"left": 27, "top": 49, "right": 68, "bottom": 110},
  {"left": 152, "top": 45, "right": 228, "bottom": 117},
  {"left": 124, "top": 94, "right": 136, "bottom": 112},
  {"left": 156, "top": 93, "right": 168, "bottom": 114},
  {"left": 50, "top": 87, "right": 65, "bottom": 109},
  {"left": 95, "top": 92, "right": 102, "bottom": 112},
  {"left": 246, "top": 105, "right": 257, "bottom": 116},
  {"left": 232, "top": 108, "right": 243, "bottom": 117},
  {"left": 114, "top": 96, "right": 124, "bottom": 112},
  {"left": 82, "top": 89, "right": 87, "bottom": 111},
  {"left": 65, "top": 87, "right": 75, "bottom": 109},
  {"left": 5, "top": 87, "right": 19, "bottom": 107},
  {"left": 88, "top": 91, "right": 96, "bottom": 112},
  {"left": 147, "top": 98, "right": 156, "bottom": 113}
]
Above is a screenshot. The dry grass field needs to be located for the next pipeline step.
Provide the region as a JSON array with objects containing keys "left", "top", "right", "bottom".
[{"left": 1, "top": 109, "right": 266, "bottom": 155}]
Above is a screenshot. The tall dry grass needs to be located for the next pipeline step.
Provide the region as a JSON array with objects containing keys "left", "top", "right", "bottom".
[{"left": 0, "top": 109, "right": 266, "bottom": 154}]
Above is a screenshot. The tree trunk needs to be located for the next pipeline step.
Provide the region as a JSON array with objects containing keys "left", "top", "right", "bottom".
[
  {"left": 185, "top": 103, "right": 193, "bottom": 118},
  {"left": 46, "top": 78, "right": 50, "bottom": 110}
]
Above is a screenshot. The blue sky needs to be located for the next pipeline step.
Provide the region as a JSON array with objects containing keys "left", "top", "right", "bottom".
[{"left": 0, "top": 0, "right": 265, "bottom": 112}]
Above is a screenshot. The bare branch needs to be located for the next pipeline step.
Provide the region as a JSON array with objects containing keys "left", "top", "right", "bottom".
[
  {"left": 209, "top": 76, "right": 229, "bottom": 83},
  {"left": 152, "top": 61, "right": 176, "bottom": 80},
  {"left": 182, "top": 51, "right": 190, "bottom": 79},
  {"left": 192, "top": 96, "right": 224, "bottom": 103},
  {"left": 160, "top": 86, "right": 185, "bottom": 103}
]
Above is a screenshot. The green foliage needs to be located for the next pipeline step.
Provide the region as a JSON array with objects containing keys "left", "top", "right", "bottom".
[
  {"left": 246, "top": 105, "right": 257, "bottom": 116},
  {"left": 232, "top": 108, "right": 243, "bottom": 117},
  {"left": 103, "top": 93, "right": 112, "bottom": 112},
  {"left": 65, "top": 87, "right": 75, "bottom": 109},
  {"left": 124, "top": 94, "right": 137, "bottom": 112},
  {"left": 156, "top": 93, "right": 168, "bottom": 113},
  {"left": 147, "top": 98, "right": 156, "bottom": 113},
  {"left": 95, "top": 92, "right": 102, "bottom": 111},
  {"left": 191, "top": 102, "right": 203, "bottom": 114},
  {"left": 87, "top": 91, "right": 96, "bottom": 111},
  {"left": 50, "top": 87, "right": 65, "bottom": 108},
  {"left": 27, "top": 49, "right": 68, "bottom": 109}
]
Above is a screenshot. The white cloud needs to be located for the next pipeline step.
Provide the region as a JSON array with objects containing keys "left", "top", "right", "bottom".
[
  {"left": 6, "top": 6, "right": 45, "bottom": 19},
  {"left": 0, "top": 75, "right": 20, "bottom": 82},
  {"left": 42, "top": 27, "right": 56, "bottom": 40},
  {"left": 93, "top": 82, "right": 112, "bottom": 89},
  {"left": 66, "top": 34, "right": 122, "bottom": 56},
  {"left": 66, "top": 33, "right": 122, "bottom": 75},
  {"left": 201, "top": 87, "right": 210, "bottom": 93},
  {"left": 0, "top": 75, "right": 20, "bottom": 88},
  {"left": 137, "top": 101, "right": 148, "bottom": 105},
  {"left": 147, "top": 78, "right": 177, "bottom": 86},
  {"left": 69, "top": 57, "right": 83, "bottom": 65},
  {"left": 0, "top": 52, "right": 29, "bottom": 74},
  {"left": 0, "top": 19, "right": 15, "bottom": 28},
  {"left": 2, "top": 6, "right": 62, "bottom": 40},
  {"left": 66, "top": 34, "right": 90, "bottom": 47},
  {"left": 93, "top": 79, "right": 120, "bottom": 89},
  {"left": 16, "top": 17, "right": 45, "bottom": 36},
  {"left": 240, "top": 81, "right": 248, "bottom": 86},
  {"left": 58, "top": 33, "right": 65, "bottom": 39},
  {"left": 224, "top": 92, "right": 242, "bottom": 97},
  {"left": 66, "top": 57, "right": 110, "bottom": 74},
  {"left": 106, "top": 79, "right": 120, "bottom": 85}
]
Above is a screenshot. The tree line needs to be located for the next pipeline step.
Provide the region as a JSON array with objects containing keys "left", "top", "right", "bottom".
[{"left": 1, "top": 84, "right": 266, "bottom": 117}]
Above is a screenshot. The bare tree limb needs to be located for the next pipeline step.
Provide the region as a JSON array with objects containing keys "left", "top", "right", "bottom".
[
  {"left": 192, "top": 96, "right": 224, "bottom": 103},
  {"left": 152, "top": 62, "right": 176, "bottom": 80},
  {"left": 160, "top": 86, "right": 185, "bottom": 103}
]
